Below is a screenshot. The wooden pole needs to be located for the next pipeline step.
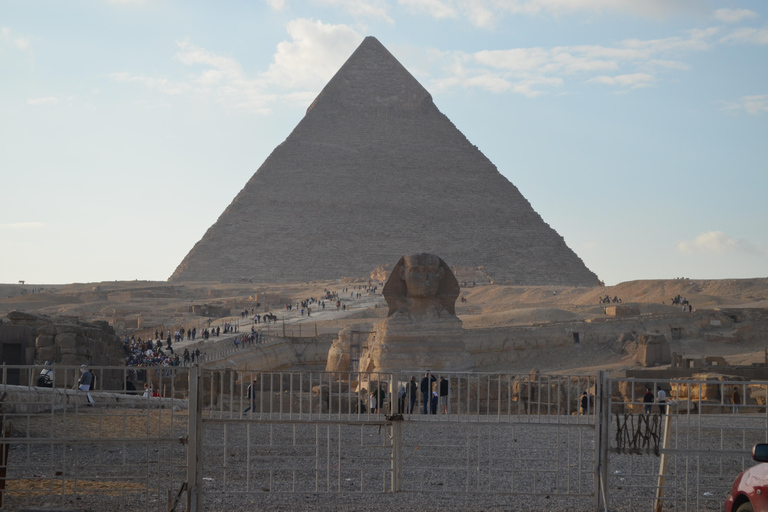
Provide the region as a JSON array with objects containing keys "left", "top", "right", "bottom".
[{"left": 654, "top": 412, "right": 673, "bottom": 512}]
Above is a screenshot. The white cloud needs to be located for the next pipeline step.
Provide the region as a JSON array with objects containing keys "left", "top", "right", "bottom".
[
  {"left": 721, "top": 25, "right": 768, "bottom": 45},
  {"left": 262, "top": 19, "right": 363, "bottom": 89},
  {"left": 13, "top": 37, "right": 30, "bottom": 50},
  {"left": 427, "top": 27, "right": 716, "bottom": 97},
  {"left": 713, "top": 8, "right": 759, "bottom": 24},
  {"left": 474, "top": 48, "right": 549, "bottom": 72},
  {"left": 678, "top": 231, "right": 768, "bottom": 256},
  {"left": 0, "top": 222, "right": 45, "bottom": 229},
  {"left": 394, "top": 0, "right": 707, "bottom": 28},
  {"left": 588, "top": 73, "right": 655, "bottom": 88},
  {"left": 316, "top": 0, "right": 393, "bottom": 22},
  {"left": 721, "top": 95, "right": 768, "bottom": 116},
  {"left": 2, "top": 26, "right": 30, "bottom": 51},
  {"left": 267, "top": 0, "right": 287, "bottom": 10},
  {"left": 399, "top": 0, "right": 457, "bottom": 19},
  {"left": 27, "top": 97, "right": 59, "bottom": 106},
  {"left": 111, "top": 72, "right": 191, "bottom": 96},
  {"left": 111, "top": 20, "right": 362, "bottom": 114}
]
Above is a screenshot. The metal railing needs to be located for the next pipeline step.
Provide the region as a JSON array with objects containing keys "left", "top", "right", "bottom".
[
  {"left": 606, "top": 377, "right": 768, "bottom": 512},
  {"left": 0, "top": 365, "right": 189, "bottom": 512},
  {"left": 3, "top": 365, "right": 768, "bottom": 512}
]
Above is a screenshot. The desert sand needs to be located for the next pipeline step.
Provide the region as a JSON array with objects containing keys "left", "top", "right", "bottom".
[{"left": 2, "top": 276, "right": 767, "bottom": 375}]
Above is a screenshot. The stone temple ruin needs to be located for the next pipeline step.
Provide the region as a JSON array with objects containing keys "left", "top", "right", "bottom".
[
  {"left": 170, "top": 36, "right": 598, "bottom": 286},
  {"left": 0, "top": 312, "right": 124, "bottom": 387}
]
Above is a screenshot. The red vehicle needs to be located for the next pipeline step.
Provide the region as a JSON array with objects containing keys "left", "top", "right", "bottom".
[{"left": 725, "top": 444, "right": 768, "bottom": 512}]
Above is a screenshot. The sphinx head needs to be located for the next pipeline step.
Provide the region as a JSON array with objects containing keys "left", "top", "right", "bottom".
[
  {"left": 400, "top": 253, "right": 444, "bottom": 299},
  {"left": 382, "top": 253, "right": 459, "bottom": 317}
]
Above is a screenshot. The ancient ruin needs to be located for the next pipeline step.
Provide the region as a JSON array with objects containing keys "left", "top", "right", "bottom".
[
  {"left": 0, "top": 311, "right": 124, "bottom": 387},
  {"left": 170, "top": 36, "right": 598, "bottom": 286},
  {"left": 328, "top": 254, "right": 472, "bottom": 373}
]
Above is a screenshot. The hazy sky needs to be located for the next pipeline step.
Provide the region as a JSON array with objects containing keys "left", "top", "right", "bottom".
[{"left": 1, "top": 0, "right": 766, "bottom": 286}]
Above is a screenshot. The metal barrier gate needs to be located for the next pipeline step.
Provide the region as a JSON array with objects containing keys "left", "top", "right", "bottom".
[
  {"left": 605, "top": 376, "right": 768, "bottom": 512},
  {"left": 188, "top": 368, "right": 399, "bottom": 509},
  {"left": 6, "top": 366, "right": 766, "bottom": 511},
  {"left": 189, "top": 368, "right": 601, "bottom": 510}
]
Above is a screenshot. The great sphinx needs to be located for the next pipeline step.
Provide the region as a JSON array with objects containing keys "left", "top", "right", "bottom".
[{"left": 328, "top": 253, "right": 473, "bottom": 374}]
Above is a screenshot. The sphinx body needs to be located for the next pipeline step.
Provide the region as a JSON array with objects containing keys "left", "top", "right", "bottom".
[{"left": 356, "top": 253, "right": 473, "bottom": 373}]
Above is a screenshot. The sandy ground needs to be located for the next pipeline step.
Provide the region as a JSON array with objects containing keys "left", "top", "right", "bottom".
[{"left": 2, "top": 277, "right": 767, "bottom": 375}]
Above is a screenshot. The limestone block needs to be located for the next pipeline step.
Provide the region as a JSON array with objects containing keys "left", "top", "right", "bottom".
[
  {"left": 56, "top": 333, "right": 79, "bottom": 349},
  {"left": 60, "top": 346, "right": 89, "bottom": 358},
  {"left": 37, "top": 346, "right": 57, "bottom": 362},
  {"left": 745, "top": 386, "right": 766, "bottom": 407},
  {"left": 36, "top": 335, "right": 55, "bottom": 348}
]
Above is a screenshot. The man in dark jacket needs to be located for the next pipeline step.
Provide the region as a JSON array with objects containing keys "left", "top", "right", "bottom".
[
  {"left": 643, "top": 388, "right": 654, "bottom": 414},
  {"left": 439, "top": 377, "right": 449, "bottom": 414},
  {"left": 420, "top": 373, "right": 436, "bottom": 414},
  {"left": 406, "top": 376, "right": 418, "bottom": 414}
]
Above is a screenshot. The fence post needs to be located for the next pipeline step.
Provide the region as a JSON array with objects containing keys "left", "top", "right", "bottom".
[
  {"left": 389, "top": 374, "right": 402, "bottom": 492},
  {"left": 187, "top": 364, "right": 203, "bottom": 511},
  {"left": 654, "top": 413, "right": 673, "bottom": 512},
  {"left": 594, "top": 371, "right": 610, "bottom": 512}
]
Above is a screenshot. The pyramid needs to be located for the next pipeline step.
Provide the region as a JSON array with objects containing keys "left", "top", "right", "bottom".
[{"left": 170, "top": 37, "right": 599, "bottom": 286}]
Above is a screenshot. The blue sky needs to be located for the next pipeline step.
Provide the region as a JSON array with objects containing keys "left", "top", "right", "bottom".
[{"left": 1, "top": 0, "right": 766, "bottom": 285}]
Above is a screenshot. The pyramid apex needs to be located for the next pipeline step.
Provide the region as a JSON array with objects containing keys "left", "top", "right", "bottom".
[{"left": 306, "top": 36, "right": 433, "bottom": 115}]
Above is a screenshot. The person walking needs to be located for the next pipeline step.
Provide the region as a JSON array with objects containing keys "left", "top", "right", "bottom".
[
  {"left": 580, "top": 391, "right": 589, "bottom": 415},
  {"left": 732, "top": 387, "right": 741, "bottom": 414},
  {"left": 657, "top": 388, "right": 667, "bottom": 415},
  {"left": 76, "top": 365, "right": 95, "bottom": 405}
]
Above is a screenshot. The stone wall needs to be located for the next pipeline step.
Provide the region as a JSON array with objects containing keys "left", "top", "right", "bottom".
[{"left": 3, "top": 312, "right": 125, "bottom": 388}]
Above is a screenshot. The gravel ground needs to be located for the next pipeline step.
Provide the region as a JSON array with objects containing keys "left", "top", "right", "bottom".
[{"left": 3, "top": 410, "right": 762, "bottom": 512}]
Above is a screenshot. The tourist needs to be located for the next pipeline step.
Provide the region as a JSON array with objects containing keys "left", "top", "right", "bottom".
[
  {"left": 643, "top": 388, "right": 654, "bottom": 414},
  {"left": 243, "top": 378, "right": 258, "bottom": 413},
  {"left": 439, "top": 377, "right": 449, "bottom": 414},
  {"left": 37, "top": 362, "right": 54, "bottom": 388},
  {"left": 657, "top": 388, "right": 667, "bottom": 415},
  {"left": 406, "top": 376, "right": 418, "bottom": 414},
  {"left": 398, "top": 384, "right": 406, "bottom": 414},
  {"left": 420, "top": 373, "right": 435, "bottom": 414},
  {"left": 732, "top": 387, "right": 741, "bottom": 414},
  {"left": 76, "top": 365, "right": 95, "bottom": 406},
  {"left": 580, "top": 391, "right": 589, "bottom": 415}
]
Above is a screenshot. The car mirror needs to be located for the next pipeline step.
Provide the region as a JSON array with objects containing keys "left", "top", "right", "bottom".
[{"left": 753, "top": 444, "right": 768, "bottom": 462}]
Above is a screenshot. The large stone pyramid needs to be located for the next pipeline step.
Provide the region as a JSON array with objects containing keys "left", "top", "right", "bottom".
[{"left": 170, "top": 37, "right": 599, "bottom": 286}]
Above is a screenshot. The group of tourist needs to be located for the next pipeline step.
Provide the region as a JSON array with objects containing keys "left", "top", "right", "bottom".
[
  {"left": 233, "top": 331, "right": 266, "bottom": 348},
  {"left": 397, "top": 374, "right": 450, "bottom": 415},
  {"left": 124, "top": 336, "right": 181, "bottom": 367}
]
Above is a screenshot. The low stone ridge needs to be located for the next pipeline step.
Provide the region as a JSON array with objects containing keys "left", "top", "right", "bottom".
[{"left": 170, "top": 36, "right": 599, "bottom": 286}]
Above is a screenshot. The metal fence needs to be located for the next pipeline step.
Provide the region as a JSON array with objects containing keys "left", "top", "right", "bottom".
[
  {"left": 0, "top": 365, "right": 190, "bottom": 512},
  {"left": 184, "top": 369, "right": 601, "bottom": 510},
  {"left": 2, "top": 366, "right": 767, "bottom": 511},
  {"left": 606, "top": 377, "right": 768, "bottom": 512}
]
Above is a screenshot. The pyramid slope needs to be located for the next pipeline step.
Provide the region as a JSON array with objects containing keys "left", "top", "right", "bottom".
[{"left": 170, "top": 37, "right": 599, "bottom": 286}]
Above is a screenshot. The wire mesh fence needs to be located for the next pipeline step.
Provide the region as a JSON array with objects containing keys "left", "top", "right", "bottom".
[
  {"left": 606, "top": 377, "right": 768, "bottom": 512},
  {"left": 3, "top": 366, "right": 768, "bottom": 512},
  {"left": 0, "top": 365, "right": 189, "bottom": 511}
]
